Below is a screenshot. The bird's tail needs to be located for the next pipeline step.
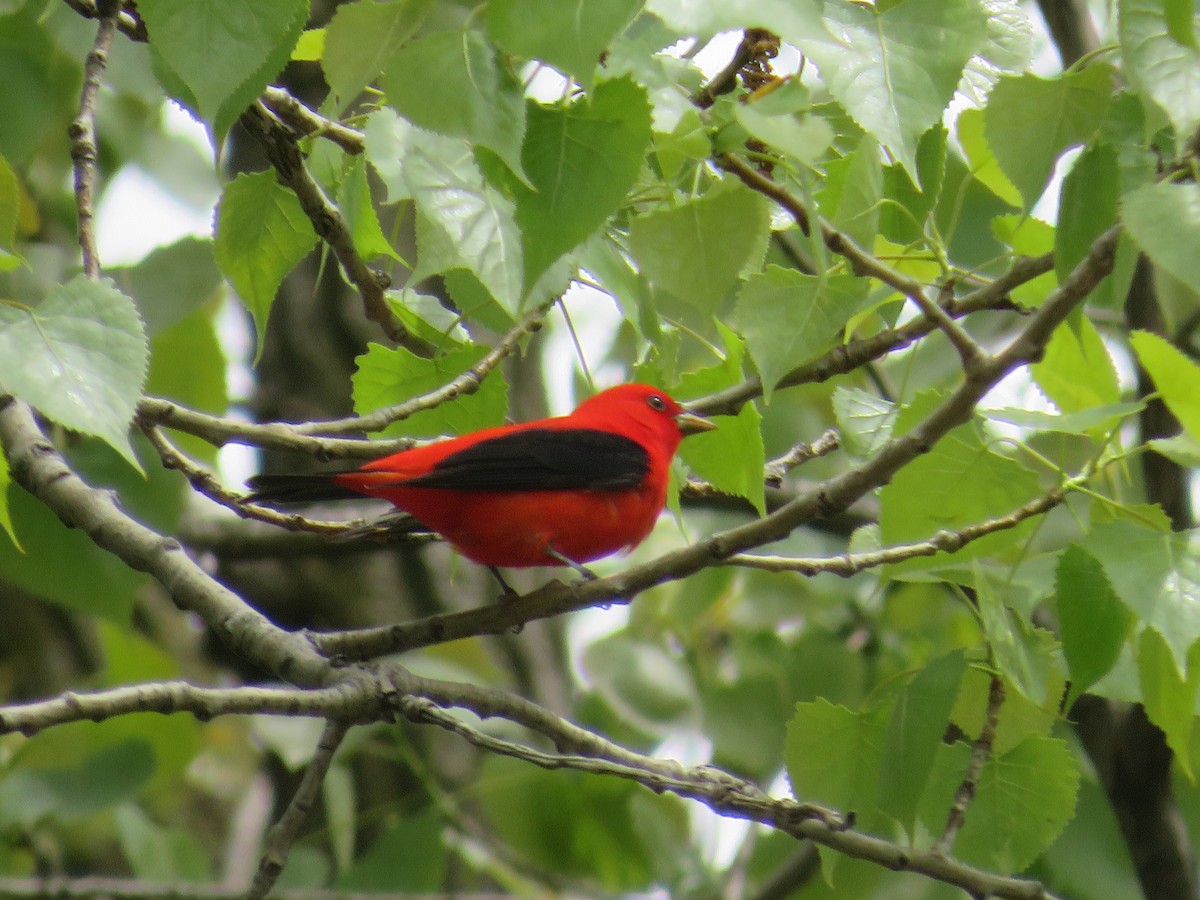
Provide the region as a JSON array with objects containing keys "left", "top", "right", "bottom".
[{"left": 244, "top": 472, "right": 361, "bottom": 505}]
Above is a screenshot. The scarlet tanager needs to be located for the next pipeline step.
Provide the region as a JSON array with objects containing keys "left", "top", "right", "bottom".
[{"left": 246, "top": 384, "right": 716, "bottom": 573}]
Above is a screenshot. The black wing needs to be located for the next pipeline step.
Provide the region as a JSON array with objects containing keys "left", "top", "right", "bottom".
[{"left": 401, "top": 427, "right": 650, "bottom": 492}]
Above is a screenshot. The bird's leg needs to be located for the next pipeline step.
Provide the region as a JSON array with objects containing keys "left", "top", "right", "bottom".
[
  {"left": 545, "top": 547, "right": 599, "bottom": 581},
  {"left": 488, "top": 566, "right": 520, "bottom": 598}
]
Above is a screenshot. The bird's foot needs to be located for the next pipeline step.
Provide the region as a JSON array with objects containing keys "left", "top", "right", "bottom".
[{"left": 545, "top": 547, "right": 599, "bottom": 581}]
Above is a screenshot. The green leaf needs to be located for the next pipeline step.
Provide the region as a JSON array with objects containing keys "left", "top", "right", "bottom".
[
  {"left": 0, "top": 453, "right": 15, "bottom": 549},
  {"left": 406, "top": 128, "right": 524, "bottom": 315},
  {"left": 1149, "top": 433, "right": 1200, "bottom": 467},
  {"left": 0, "top": 9, "right": 77, "bottom": 167},
  {"left": 955, "top": 107, "right": 1021, "bottom": 208},
  {"left": 0, "top": 276, "right": 148, "bottom": 469},
  {"left": 876, "top": 651, "right": 967, "bottom": 834},
  {"left": 785, "top": 698, "right": 886, "bottom": 816},
  {"left": 1130, "top": 329, "right": 1200, "bottom": 443},
  {"left": 984, "top": 66, "right": 1112, "bottom": 207},
  {"left": 702, "top": 659, "right": 790, "bottom": 781},
  {"left": 823, "top": 134, "right": 883, "bottom": 250},
  {"left": 0, "top": 739, "right": 156, "bottom": 825},
  {"left": 1120, "top": 0, "right": 1200, "bottom": 140},
  {"left": 213, "top": 170, "right": 318, "bottom": 357},
  {"left": 0, "top": 152, "right": 17, "bottom": 259},
  {"left": 138, "top": 0, "right": 308, "bottom": 143},
  {"left": 927, "top": 735, "right": 1079, "bottom": 872},
  {"left": 832, "top": 387, "right": 896, "bottom": 459},
  {"left": 675, "top": 330, "right": 766, "bottom": 514},
  {"left": 604, "top": 14, "right": 704, "bottom": 133},
  {"left": 363, "top": 107, "right": 413, "bottom": 202},
  {"left": 583, "top": 633, "right": 700, "bottom": 734},
  {"left": 516, "top": 77, "right": 651, "bottom": 288},
  {"left": 487, "top": 0, "right": 641, "bottom": 89},
  {"left": 475, "top": 755, "right": 662, "bottom": 890},
  {"left": 291, "top": 27, "right": 324, "bottom": 61},
  {"left": 678, "top": 399, "right": 766, "bottom": 515},
  {"left": 1137, "top": 629, "right": 1200, "bottom": 779},
  {"left": 351, "top": 343, "right": 508, "bottom": 438},
  {"left": 794, "top": 0, "right": 987, "bottom": 179},
  {"left": 879, "top": 125, "right": 948, "bottom": 244},
  {"left": 111, "top": 236, "right": 223, "bottom": 337},
  {"left": 385, "top": 289, "right": 468, "bottom": 349},
  {"left": 977, "top": 572, "right": 1062, "bottom": 705},
  {"left": 957, "top": 0, "right": 1035, "bottom": 104},
  {"left": 115, "top": 805, "right": 211, "bottom": 882},
  {"left": 983, "top": 402, "right": 1143, "bottom": 435},
  {"left": 1122, "top": 183, "right": 1200, "bottom": 290},
  {"left": 1032, "top": 316, "right": 1120, "bottom": 414},
  {"left": 323, "top": 764, "right": 355, "bottom": 875},
  {"left": 629, "top": 181, "right": 768, "bottom": 316},
  {"left": 323, "top": 0, "right": 433, "bottom": 113},
  {"left": 337, "top": 156, "right": 402, "bottom": 263},
  {"left": 1165, "top": 0, "right": 1199, "bottom": 48},
  {"left": 0, "top": 479, "right": 145, "bottom": 623},
  {"left": 381, "top": 29, "right": 527, "bottom": 182},
  {"left": 991, "top": 213, "right": 1058, "bottom": 307},
  {"left": 733, "top": 93, "right": 834, "bottom": 167},
  {"left": 1084, "top": 521, "right": 1200, "bottom": 673},
  {"left": 1056, "top": 142, "right": 1119, "bottom": 285},
  {"left": 146, "top": 306, "right": 229, "bottom": 465},
  {"left": 337, "top": 809, "right": 446, "bottom": 891},
  {"left": 733, "top": 268, "right": 868, "bottom": 401},
  {"left": 879, "top": 419, "right": 1042, "bottom": 570}
]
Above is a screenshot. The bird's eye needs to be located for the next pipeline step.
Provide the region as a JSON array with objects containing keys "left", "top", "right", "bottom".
[{"left": 646, "top": 394, "right": 666, "bottom": 411}]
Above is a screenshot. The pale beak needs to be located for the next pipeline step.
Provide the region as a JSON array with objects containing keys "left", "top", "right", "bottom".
[{"left": 676, "top": 410, "right": 717, "bottom": 436}]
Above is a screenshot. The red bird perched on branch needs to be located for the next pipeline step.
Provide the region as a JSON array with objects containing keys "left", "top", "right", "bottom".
[{"left": 246, "top": 384, "right": 716, "bottom": 577}]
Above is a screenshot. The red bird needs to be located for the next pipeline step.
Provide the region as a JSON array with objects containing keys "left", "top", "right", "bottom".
[{"left": 246, "top": 384, "right": 715, "bottom": 574}]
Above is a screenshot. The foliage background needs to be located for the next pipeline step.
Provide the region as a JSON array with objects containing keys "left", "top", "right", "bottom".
[{"left": 1, "top": 0, "right": 1199, "bottom": 898}]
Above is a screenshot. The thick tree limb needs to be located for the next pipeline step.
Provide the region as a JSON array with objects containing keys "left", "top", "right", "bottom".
[{"left": 0, "top": 397, "right": 330, "bottom": 687}]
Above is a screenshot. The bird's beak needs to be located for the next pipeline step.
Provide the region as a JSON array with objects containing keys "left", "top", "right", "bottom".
[{"left": 676, "top": 409, "right": 717, "bottom": 436}]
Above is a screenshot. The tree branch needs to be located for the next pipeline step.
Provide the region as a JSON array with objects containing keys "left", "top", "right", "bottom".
[
  {"left": 0, "top": 397, "right": 331, "bottom": 687},
  {"left": 247, "top": 719, "right": 351, "bottom": 900},
  {"left": 240, "top": 101, "right": 430, "bottom": 354},
  {"left": 692, "top": 251, "right": 1048, "bottom": 417},
  {"left": 60, "top": 0, "right": 147, "bottom": 42},
  {"left": 936, "top": 674, "right": 1005, "bottom": 856},
  {"left": 136, "top": 298, "right": 552, "bottom": 459},
  {"left": 69, "top": 0, "right": 120, "bottom": 279},
  {"left": 0, "top": 664, "right": 1057, "bottom": 899},
  {"left": 728, "top": 486, "right": 1066, "bottom": 575},
  {"left": 261, "top": 86, "right": 366, "bottom": 156},
  {"left": 719, "top": 153, "right": 988, "bottom": 369}
]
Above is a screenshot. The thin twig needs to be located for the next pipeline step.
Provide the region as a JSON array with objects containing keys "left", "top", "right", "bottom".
[
  {"left": 728, "top": 487, "right": 1067, "bottom": 574},
  {"left": 241, "top": 101, "right": 432, "bottom": 354},
  {"left": 303, "top": 298, "right": 554, "bottom": 435},
  {"left": 261, "top": 86, "right": 366, "bottom": 155},
  {"left": 692, "top": 251, "right": 1051, "bottom": 417},
  {"left": 60, "top": 0, "right": 147, "bottom": 42},
  {"left": 246, "top": 719, "right": 351, "bottom": 900},
  {"left": 765, "top": 430, "right": 840, "bottom": 486},
  {"left": 136, "top": 299, "right": 552, "bottom": 454},
  {"left": 0, "top": 881, "right": 503, "bottom": 900},
  {"left": 70, "top": 0, "right": 120, "bottom": 279},
  {"left": 936, "top": 675, "right": 1006, "bottom": 856},
  {"left": 136, "top": 398, "right": 413, "bottom": 459},
  {"left": 693, "top": 29, "right": 759, "bottom": 108},
  {"left": 718, "top": 153, "right": 988, "bottom": 369},
  {"left": 140, "top": 423, "right": 365, "bottom": 536}
]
